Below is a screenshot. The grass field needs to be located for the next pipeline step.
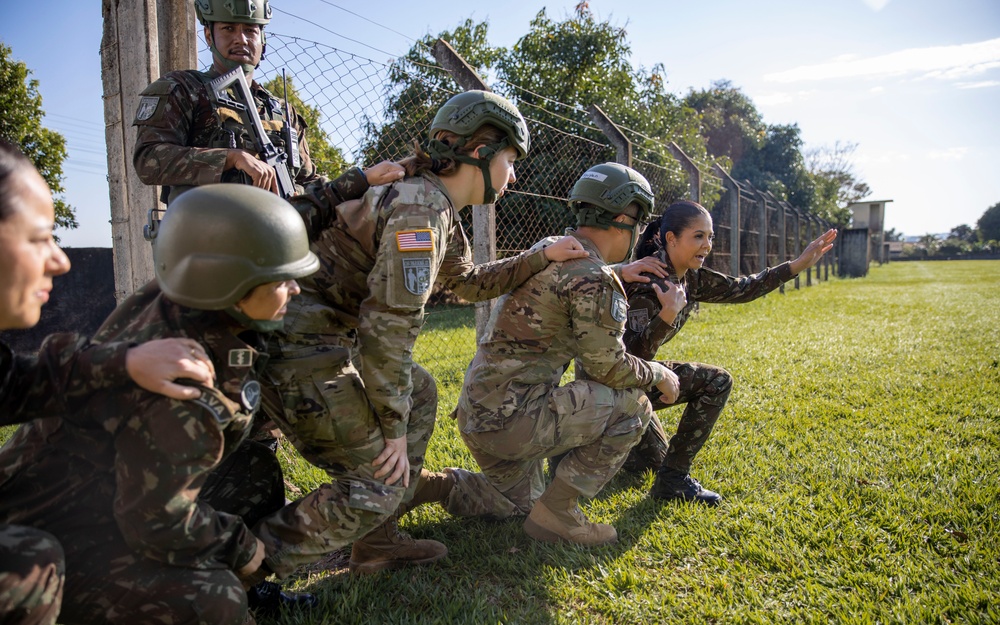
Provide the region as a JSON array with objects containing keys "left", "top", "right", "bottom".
[
  {"left": 269, "top": 260, "right": 999, "bottom": 624},
  {"left": 7, "top": 260, "right": 1000, "bottom": 623}
]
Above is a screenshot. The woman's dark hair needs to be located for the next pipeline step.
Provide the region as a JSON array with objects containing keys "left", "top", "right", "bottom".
[
  {"left": 0, "top": 139, "right": 34, "bottom": 221},
  {"left": 399, "top": 124, "right": 508, "bottom": 177},
  {"left": 635, "top": 200, "right": 712, "bottom": 259},
  {"left": 659, "top": 200, "right": 711, "bottom": 246}
]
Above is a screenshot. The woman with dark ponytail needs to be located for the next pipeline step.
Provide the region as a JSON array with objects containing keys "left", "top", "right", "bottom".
[{"left": 623, "top": 199, "right": 837, "bottom": 505}]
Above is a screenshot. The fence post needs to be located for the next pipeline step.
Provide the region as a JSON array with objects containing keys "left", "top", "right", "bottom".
[
  {"left": 101, "top": 0, "right": 197, "bottom": 303},
  {"left": 713, "top": 165, "right": 740, "bottom": 277},
  {"left": 777, "top": 198, "right": 788, "bottom": 294},
  {"left": 431, "top": 38, "right": 496, "bottom": 340},
  {"left": 792, "top": 207, "right": 802, "bottom": 289},
  {"left": 668, "top": 141, "right": 701, "bottom": 204},
  {"left": 754, "top": 189, "right": 769, "bottom": 272},
  {"left": 587, "top": 104, "right": 631, "bottom": 167}
]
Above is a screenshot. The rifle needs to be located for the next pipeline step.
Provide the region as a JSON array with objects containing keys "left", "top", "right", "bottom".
[{"left": 207, "top": 66, "right": 295, "bottom": 198}]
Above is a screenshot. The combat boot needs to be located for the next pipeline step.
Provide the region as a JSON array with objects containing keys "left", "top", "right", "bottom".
[
  {"left": 402, "top": 469, "right": 455, "bottom": 513},
  {"left": 349, "top": 516, "right": 447, "bottom": 575},
  {"left": 523, "top": 477, "right": 617, "bottom": 547},
  {"left": 650, "top": 467, "right": 722, "bottom": 506},
  {"left": 247, "top": 581, "right": 318, "bottom": 617}
]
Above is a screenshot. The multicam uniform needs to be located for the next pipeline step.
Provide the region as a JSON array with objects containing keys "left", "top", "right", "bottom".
[
  {"left": 133, "top": 67, "right": 321, "bottom": 202},
  {"left": 0, "top": 283, "right": 269, "bottom": 625},
  {"left": 252, "top": 172, "right": 553, "bottom": 577},
  {"left": 622, "top": 251, "right": 794, "bottom": 473},
  {"left": 446, "top": 233, "right": 667, "bottom": 518},
  {"left": 1, "top": 337, "right": 131, "bottom": 625}
]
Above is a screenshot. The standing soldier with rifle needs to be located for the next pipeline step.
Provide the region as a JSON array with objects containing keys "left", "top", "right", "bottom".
[{"left": 132, "top": 0, "right": 401, "bottom": 206}]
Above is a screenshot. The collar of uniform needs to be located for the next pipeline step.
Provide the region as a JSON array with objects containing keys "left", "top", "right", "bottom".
[
  {"left": 202, "top": 66, "right": 263, "bottom": 92},
  {"left": 657, "top": 248, "right": 683, "bottom": 284},
  {"left": 564, "top": 228, "right": 607, "bottom": 264},
  {"left": 420, "top": 171, "right": 459, "bottom": 215}
]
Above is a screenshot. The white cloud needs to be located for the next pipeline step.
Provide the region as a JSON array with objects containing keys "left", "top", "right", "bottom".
[
  {"left": 764, "top": 38, "right": 1000, "bottom": 84},
  {"left": 955, "top": 80, "right": 1000, "bottom": 89},
  {"left": 753, "top": 89, "right": 818, "bottom": 106},
  {"left": 861, "top": 0, "right": 891, "bottom": 11},
  {"left": 925, "top": 147, "right": 968, "bottom": 161}
]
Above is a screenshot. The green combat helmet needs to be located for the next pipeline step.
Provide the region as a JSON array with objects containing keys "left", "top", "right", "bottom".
[
  {"left": 568, "top": 162, "right": 656, "bottom": 259},
  {"left": 155, "top": 184, "right": 318, "bottom": 328},
  {"left": 426, "top": 90, "right": 530, "bottom": 204},
  {"left": 195, "top": 0, "right": 271, "bottom": 73}
]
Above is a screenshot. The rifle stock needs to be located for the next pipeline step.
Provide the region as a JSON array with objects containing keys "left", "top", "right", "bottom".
[{"left": 208, "top": 67, "right": 295, "bottom": 198}]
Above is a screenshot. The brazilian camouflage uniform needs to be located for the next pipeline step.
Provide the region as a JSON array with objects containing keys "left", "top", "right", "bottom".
[
  {"left": 0, "top": 282, "right": 270, "bottom": 625},
  {"left": 445, "top": 233, "right": 669, "bottom": 519},
  {"left": 622, "top": 250, "right": 795, "bottom": 473},
  {"left": 252, "top": 171, "right": 552, "bottom": 577},
  {"left": 133, "top": 67, "right": 321, "bottom": 202},
  {"left": 0, "top": 336, "right": 151, "bottom": 625}
]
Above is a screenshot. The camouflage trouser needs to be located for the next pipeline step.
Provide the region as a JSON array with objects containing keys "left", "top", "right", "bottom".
[
  {"left": 0, "top": 524, "right": 63, "bottom": 625},
  {"left": 200, "top": 439, "right": 287, "bottom": 528},
  {"left": 450, "top": 380, "right": 652, "bottom": 518},
  {"left": 623, "top": 361, "right": 732, "bottom": 474},
  {"left": 254, "top": 343, "right": 437, "bottom": 578}
]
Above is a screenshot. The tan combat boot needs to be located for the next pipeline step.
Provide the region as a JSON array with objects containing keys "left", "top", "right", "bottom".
[
  {"left": 348, "top": 515, "right": 447, "bottom": 575},
  {"left": 523, "top": 477, "right": 617, "bottom": 547},
  {"left": 403, "top": 469, "right": 455, "bottom": 512}
]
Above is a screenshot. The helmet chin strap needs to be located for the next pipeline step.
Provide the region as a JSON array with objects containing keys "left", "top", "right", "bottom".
[
  {"left": 609, "top": 220, "right": 641, "bottom": 261},
  {"left": 426, "top": 137, "right": 508, "bottom": 205},
  {"left": 208, "top": 29, "right": 260, "bottom": 75}
]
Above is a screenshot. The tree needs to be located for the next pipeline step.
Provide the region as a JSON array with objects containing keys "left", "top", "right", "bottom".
[
  {"left": 0, "top": 42, "right": 76, "bottom": 230},
  {"left": 805, "top": 141, "right": 870, "bottom": 225},
  {"left": 259, "top": 74, "right": 348, "bottom": 178},
  {"left": 948, "top": 224, "right": 976, "bottom": 243},
  {"left": 883, "top": 227, "right": 903, "bottom": 242},
  {"left": 977, "top": 202, "right": 1000, "bottom": 243}
]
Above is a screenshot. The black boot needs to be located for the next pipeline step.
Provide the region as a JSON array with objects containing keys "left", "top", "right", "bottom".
[
  {"left": 247, "top": 581, "right": 318, "bottom": 617},
  {"left": 650, "top": 468, "right": 722, "bottom": 506}
]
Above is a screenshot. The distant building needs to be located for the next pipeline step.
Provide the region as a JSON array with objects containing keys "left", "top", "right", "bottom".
[{"left": 841, "top": 199, "right": 894, "bottom": 277}]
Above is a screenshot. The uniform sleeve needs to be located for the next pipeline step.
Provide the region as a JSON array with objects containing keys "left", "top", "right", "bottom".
[
  {"left": 0, "top": 335, "right": 132, "bottom": 425},
  {"left": 622, "top": 282, "right": 679, "bottom": 361},
  {"left": 291, "top": 167, "right": 370, "bottom": 239},
  {"left": 690, "top": 262, "right": 794, "bottom": 303},
  {"left": 436, "top": 224, "right": 550, "bottom": 302},
  {"left": 112, "top": 391, "right": 259, "bottom": 571},
  {"left": 132, "top": 76, "right": 229, "bottom": 187},
  {"left": 567, "top": 266, "right": 667, "bottom": 391},
  {"left": 355, "top": 202, "right": 452, "bottom": 439}
]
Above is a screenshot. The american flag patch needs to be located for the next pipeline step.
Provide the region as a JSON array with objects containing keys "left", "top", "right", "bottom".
[{"left": 396, "top": 229, "right": 434, "bottom": 252}]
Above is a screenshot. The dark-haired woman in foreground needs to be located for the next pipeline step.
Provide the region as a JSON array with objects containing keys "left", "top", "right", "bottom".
[{"left": 624, "top": 199, "right": 836, "bottom": 505}]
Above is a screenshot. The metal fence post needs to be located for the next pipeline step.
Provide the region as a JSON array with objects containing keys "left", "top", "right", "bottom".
[
  {"left": 667, "top": 141, "right": 701, "bottom": 204},
  {"left": 754, "top": 189, "right": 769, "bottom": 272},
  {"left": 792, "top": 207, "right": 802, "bottom": 289},
  {"left": 713, "top": 164, "right": 740, "bottom": 277},
  {"left": 587, "top": 104, "right": 631, "bottom": 166}
]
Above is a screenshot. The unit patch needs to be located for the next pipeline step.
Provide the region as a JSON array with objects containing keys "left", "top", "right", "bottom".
[
  {"left": 192, "top": 391, "right": 230, "bottom": 425},
  {"left": 611, "top": 292, "right": 627, "bottom": 323},
  {"left": 134, "top": 96, "right": 160, "bottom": 122},
  {"left": 241, "top": 380, "right": 262, "bottom": 413},
  {"left": 402, "top": 258, "right": 432, "bottom": 295},
  {"left": 228, "top": 349, "right": 253, "bottom": 367},
  {"left": 396, "top": 229, "right": 434, "bottom": 252},
  {"left": 628, "top": 308, "right": 649, "bottom": 332}
]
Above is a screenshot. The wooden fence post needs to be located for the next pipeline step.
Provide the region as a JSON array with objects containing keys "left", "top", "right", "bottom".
[
  {"left": 667, "top": 141, "right": 701, "bottom": 204},
  {"left": 713, "top": 164, "right": 740, "bottom": 277},
  {"left": 587, "top": 104, "right": 631, "bottom": 167}
]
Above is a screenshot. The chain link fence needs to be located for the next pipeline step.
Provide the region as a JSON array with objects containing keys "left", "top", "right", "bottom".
[{"left": 248, "top": 33, "right": 836, "bottom": 369}]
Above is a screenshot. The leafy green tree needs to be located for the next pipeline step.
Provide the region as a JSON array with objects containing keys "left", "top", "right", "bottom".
[
  {"left": 260, "top": 74, "right": 348, "bottom": 178},
  {"left": 883, "top": 227, "right": 903, "bottom": 242},
  {"left": 948, "top": 224, "right": 976, "bottom": 243},
  {"left": 0, "top": 42, "right": 76, "bottom": 230},
  {"left": 976, "top": 202, "right": 1000, "bottom": 243},
  {"left": 683, "top": 80, "right": 764, "bottom": 168},
  {"left": 805, "top": 141, "right": 870, "bottom": 225}
]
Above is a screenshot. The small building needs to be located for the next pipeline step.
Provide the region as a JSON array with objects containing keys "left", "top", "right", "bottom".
[{"left": 840, "top": 199, "right": 894, "bottom": 277}]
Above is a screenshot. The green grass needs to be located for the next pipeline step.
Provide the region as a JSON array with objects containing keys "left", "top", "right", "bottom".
[
  {"left": 276, "top": 260, "right": 1000, "bottom": 624},
  {"left": 10, "top": 261, "right": 1000, "bottom": 624}
]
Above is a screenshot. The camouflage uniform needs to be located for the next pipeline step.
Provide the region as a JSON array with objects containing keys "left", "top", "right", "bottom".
[
  {"left": 133, "top": 67, "right": 323, "bottom": 201},
  {"left": 253, "top": 172, "right": 552, "bottom": 576},
  {"left": 0, "top": 282, "right": 268, "bottom": 625},
  {"left": 622, "top": 250, "right": 794, "bottom": 473},
  {"left": 446, "top": 233, "right": 668, "bottom": 518},
  {"left": 0, "top": 337, "right": 151, "bottom": 625}
]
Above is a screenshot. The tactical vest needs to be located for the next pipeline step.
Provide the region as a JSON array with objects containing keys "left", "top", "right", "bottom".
[{"left": 162, "top": 70, "right": 303, "bottom": 204}]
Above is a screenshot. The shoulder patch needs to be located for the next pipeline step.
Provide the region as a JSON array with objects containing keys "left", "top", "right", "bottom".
[
  {"left": 611, "top": 292, "right": 628, "bottom": 323},
  {"left": 241, "top": 380, "right": 262, "bottom": 412},
  {"left": 627, "top": 307, "right": 649, "bottom": 332},
  {"left": 396, "top": 229, "right": 434, "bottom": 252},
  {"left": 192, "top": 391, "right": 232, "bottom": 425},
  {"left": 228, "top": 349, "right": 253, "bottom": 367},
  {"left": 134, "top": 96, "right": 161, "bottom": 122},
  {"left": 402, "top": 258, "right": 432, "bottom": 295}
]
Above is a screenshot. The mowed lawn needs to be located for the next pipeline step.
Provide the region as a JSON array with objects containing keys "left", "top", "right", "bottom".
[{"left": 5, "top": 260, "right": 998, "bottom": 624}]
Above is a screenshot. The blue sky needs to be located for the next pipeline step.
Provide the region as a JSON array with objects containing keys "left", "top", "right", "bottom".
[{"left": 2, "top": 0, "right": 998, "bottom": 247}]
